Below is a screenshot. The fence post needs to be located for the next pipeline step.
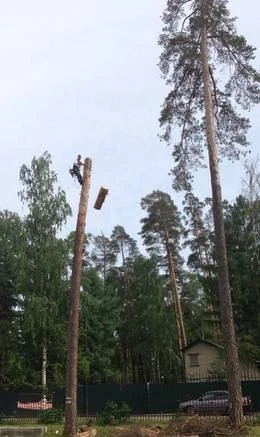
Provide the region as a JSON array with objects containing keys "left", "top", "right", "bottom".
[{"left": 146, "top": 382, "right": 151, "bottom": 414}]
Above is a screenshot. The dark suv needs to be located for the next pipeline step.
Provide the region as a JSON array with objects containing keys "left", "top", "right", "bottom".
[{"left": 179, "top": 390, "right": 252, "bottom": 415}]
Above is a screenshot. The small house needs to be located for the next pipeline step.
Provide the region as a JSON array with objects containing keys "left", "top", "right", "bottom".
[
  {"left": 182, "top": 339, "right": 224, "bottom": 380},
  {"left": 182, "top": 338, "right": 260, "bottom": 381}
]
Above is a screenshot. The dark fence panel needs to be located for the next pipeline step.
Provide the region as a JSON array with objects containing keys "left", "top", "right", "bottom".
[
  {"left": 84, "top": 384, "right": 148, "bottom": 415},
  {"left": 52, "top": 385, "right": 149, "bottom": 415},
  {"left": 52, "top": 388, "right": 65, "bottom": 411},
  {"left": 0, "top": 391, "right": 18, "bottom": 416},
  {"left": 242, "top": 380, "right": 260, "bottom": 412}
]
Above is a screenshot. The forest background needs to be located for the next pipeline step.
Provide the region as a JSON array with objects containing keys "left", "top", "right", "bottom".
[{"left": 0, "top": 151, "right": 259, "bottom": 390}]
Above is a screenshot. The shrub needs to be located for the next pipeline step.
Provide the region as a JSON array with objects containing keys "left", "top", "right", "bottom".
[
  {"left": 38, "top": 408, "right": 63, "bottom": 424},
  {"left": 99, "top": 401, "right": 131, "bottom": 425},
  {"left": 119, "top": 402, "right": 131, "bottom": 421}
]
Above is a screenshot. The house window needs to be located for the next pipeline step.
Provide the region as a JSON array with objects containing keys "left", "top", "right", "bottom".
[{"left": 189, "top": 353, "right": 199, "bottom": 366}]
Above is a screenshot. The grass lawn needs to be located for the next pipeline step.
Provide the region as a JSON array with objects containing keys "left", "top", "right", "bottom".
[{"left": 248, "top": 427, "right": 260, "bottom": 437}]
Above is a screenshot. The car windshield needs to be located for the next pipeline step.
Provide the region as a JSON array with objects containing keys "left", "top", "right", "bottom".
[
  {"left": 200, "top": 394, "right": 215, "bottom": 400},
  {"left": 200, "top": 392, "right": 227, "bottom": 401}
]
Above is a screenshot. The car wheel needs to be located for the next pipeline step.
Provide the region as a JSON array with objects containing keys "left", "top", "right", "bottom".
[
  {"left": 243, "top": 406, "right": 252, "bottom": 415},
  {"left": 220, "top": 406, "right": 229, "bottom": 416},
  {"left": 185, "top": 405, "right": 197, "bottom": 415}
]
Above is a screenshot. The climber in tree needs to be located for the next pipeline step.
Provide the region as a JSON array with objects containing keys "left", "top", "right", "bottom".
[{"left": 70, "top": 154, "right": 84, "bottom": 185}]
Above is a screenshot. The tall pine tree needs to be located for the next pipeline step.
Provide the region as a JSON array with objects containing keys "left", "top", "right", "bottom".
[
  {"left": 140, "top": 191, "right": 186, "bottom": 353},
  {"left": 159, "top": 0, "right": 260, "bottom": 424}
]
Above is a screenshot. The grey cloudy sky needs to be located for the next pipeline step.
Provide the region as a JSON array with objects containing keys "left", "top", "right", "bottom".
[{"left": 0, "top": 0, "right": 259, "bottom": 246}]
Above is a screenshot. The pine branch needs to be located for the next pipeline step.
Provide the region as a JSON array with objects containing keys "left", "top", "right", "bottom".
[
  {"left": 179, "top": 70, "right": 202, "bottom": 151},
  {"left": 171, "top": 57, "right": 198, "bottom": 96},
  {"left": 171, "top": 0, "right": 195, "bottom": 24},
  {"left": 169, "top": 32, "right": 199, "bottom": 45},
  {"left": 168, "top": 32, "right": 201, "bottom": 95},
  {"left": 180, "top": 9, "right": 198, "bottom": 33},
  {"left": 211, "top": 34, "right": 256, "bottom": 78}
]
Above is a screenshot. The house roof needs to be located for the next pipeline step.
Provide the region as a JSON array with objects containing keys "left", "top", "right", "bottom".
[{"left": 181, "top": 338, "right": 224, "bottom": 352}]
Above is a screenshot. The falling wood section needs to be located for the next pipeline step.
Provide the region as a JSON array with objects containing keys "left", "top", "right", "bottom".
[{"left": 94, "top": 186, "right": 109, "bottom": 210}]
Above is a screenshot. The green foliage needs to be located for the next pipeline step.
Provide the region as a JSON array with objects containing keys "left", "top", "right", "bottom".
[
  {"left": 17, "top": 152, "right": 72, "bottom": 389},
  {"left": 140, "top": 190, "right": 186, "bottom": 357},
  {"left": 89, "top": 234, "right": 117, "bottom": 283},
  {"left": 182, "top": 183, "right": 260, "bottom": 357},
  {"left": 1, "top": 150, "right": 260, "bottom": 387},
  {"left": 79, "top": 268, "right": 119, "bottom": 383},
  {"left": 99, "top": 401, "right": 131, "bottom": 425},
  {"left": 0, "top": 211, "right": 25, "bottom": 318},
  {"left": 0, "top": 211, "right": 27, "bottom": 388},
  {"left": 224, "top": 194, "right": 260, "bottom": 360},
  {"left": 110, "top": 225, "right": 139, "bottom": 267},
  {"left": 182, "top": 193, "right": 221, "bottom": 343},
  {"left": 181, "top": 272, "right": 209, "bottom": 341},
  {"left": 140, "top": 190, "right": 184, "bottom": 274},
  {"left": 18, "top": 151, "right": 72, "bottom": 235},
  {"left": 117, "top": 256, "right": 181, "bottom": 382},
  {"left": 38, "top": 408, "right": 63, "bottom": 424}
]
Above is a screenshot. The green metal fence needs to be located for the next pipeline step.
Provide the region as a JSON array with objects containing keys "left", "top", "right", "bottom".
[{"left": 1, "top": 378, "right": 260, "bottom": 418}]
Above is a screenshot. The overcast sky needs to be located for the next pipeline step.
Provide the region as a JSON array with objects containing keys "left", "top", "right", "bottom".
[{"left": 0, "top": 1, "right": 259, "bottom": 247}]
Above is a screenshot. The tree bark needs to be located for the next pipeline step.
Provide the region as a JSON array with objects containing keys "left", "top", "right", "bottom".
[
  {"left": 165, "top": 229, "right": 187, "bottom": 351},
  {"left": 64, "top": 158, "right": 92, "bottom": 437},
  {"left": 42, "top": 345, "right": 47, "bottom": 392},
  {"left": 200, "top": 0, "right": 243, "bottom": 426}
]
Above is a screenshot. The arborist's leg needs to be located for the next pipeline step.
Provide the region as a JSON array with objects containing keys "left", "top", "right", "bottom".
[
  {"left": 75, "top": 168, "right": 83, "bottom": 185},
  {"left": 77, "top": 173, "right": 83, "bottom": 185}
]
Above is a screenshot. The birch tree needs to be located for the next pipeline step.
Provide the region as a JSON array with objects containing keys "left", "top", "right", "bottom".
[{"left": 19, "top": 151, "right": 71, "bottom": 391}]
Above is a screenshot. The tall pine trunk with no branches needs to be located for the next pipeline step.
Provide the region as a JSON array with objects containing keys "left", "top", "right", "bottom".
[{"left": 64, "top": 158, "right": 92, "bottom": 437}]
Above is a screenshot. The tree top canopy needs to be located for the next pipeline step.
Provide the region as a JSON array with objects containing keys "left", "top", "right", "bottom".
[{"left": 159, "top": 0, "right": 260, "bottom": 190}]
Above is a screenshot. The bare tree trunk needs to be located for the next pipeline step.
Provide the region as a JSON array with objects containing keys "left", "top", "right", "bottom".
[
  {"left": 64, "top": 158, "right": 92, "bottom": 437},
  {"left": 165, "top": 230, "right": 186, "bottom": 351},
  {"left": 200, "top": 1, "right": 243, "bottom": 426},
  {"left": 41, "top": 277, "right": 47, "bottom": 393},
  {"left": 156, "top": 353, "right": 161, "bottom": 383},
  {"left": 42, "top": 345, "right": 47, "bottom": 392}
]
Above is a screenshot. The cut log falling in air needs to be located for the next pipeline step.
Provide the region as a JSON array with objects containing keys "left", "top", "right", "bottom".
[{"left": 94, "top": 186, "right": 109, "bottom": 210}]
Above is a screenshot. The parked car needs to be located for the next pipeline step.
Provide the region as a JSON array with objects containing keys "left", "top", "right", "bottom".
[{"left": 179, "top": 390, "right": 252, "bottom": 415}]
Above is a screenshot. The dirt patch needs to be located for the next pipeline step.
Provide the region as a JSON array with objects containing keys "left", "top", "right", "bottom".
[
  {"left": 113, "top": 425, "right": 161, "bottom": 437},
  {"left": 162, "top": 416, "right": 248, "bottom": 437},
  {"left": 111, "top": 417, "right": 248, "bottom": 437},
  {"left": 77, "top": 428, "right": 97, "bottom": 437}
]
